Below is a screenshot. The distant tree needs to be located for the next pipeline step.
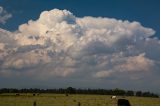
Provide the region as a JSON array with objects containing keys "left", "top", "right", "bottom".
[
  {"left": 66, "top": 87, "right": 76, "bottom": 94},
  {"left": 126, "top": 91, "right": 134, "bottom": 96},
  {"left": 150, "top": 93, "right": 159, "bottom": 98},
  {"left": 142, "top": 92, "right": 151, "bottom": 97},
  {"left": 142, "top": 91, "right": 159, "bottom": 98},
  {"left": 136, "top": 91, "right": 142, "bottom": 97},
  {"left": 0, "top": 88, "right": 159, "bottom": 98},
  {"left": 113, "top": 88, "right": 126, "bottom": 96}
]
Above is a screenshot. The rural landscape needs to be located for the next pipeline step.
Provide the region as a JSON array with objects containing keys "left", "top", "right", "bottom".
[
  {"left": 1, "top": 0, "right": 160, "bottom": 106},
  {"left": 0, "top": 88, "right": 159, "bottom": 106}
]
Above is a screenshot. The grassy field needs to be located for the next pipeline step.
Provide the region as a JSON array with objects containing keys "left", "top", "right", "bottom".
[{"left": 0, "top": 93, "right": 159, "bottom": 106}]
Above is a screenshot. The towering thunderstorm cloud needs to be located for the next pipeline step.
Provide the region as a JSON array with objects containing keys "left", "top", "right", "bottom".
[{"left": 0, "top": 9, "right": 160, "bottom": 84}]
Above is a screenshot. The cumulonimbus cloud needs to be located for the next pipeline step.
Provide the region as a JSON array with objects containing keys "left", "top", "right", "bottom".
[
  {"left": 0, "top": 9, "right": 160, "bottom": 81},
  {"left": 0, "top": 6, "right": 12, "bottom": 24}
]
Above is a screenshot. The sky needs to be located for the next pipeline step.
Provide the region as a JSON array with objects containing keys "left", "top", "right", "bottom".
[{"left": 0, "top": 0, "right": 160, "bottom": 93}]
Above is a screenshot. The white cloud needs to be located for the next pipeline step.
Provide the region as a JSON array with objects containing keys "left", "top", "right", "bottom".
[
  {"left": 93, "top": 53, "right": 154, "bottom": 79},
  {"left": 117, "top": 53, "right": 154, "bottom": 72},
  {"left": 0, "top": 6, "right": 12, "bottom": 24},
  {"left": 0, "top": 9, "right": 160, "bottom": 83},
  {"left": 93, "top": 70, "right": 112, "bottom": 78},
  {"left": 3, "top": 51, "right": 51, "bottom": 69}
]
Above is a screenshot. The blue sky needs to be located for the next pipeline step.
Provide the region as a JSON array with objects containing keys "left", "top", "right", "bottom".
[{"left": 0, "top": 0, "right": 160, "bottom": 93}]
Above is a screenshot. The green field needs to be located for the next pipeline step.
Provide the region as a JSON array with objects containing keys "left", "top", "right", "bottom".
[{"left": 0, "top": 93, "right": 159, "bottom": 106}]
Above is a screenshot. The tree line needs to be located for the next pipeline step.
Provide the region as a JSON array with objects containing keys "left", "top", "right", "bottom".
[{"left": 0, "top": 87, "right": 159, "bottom": 98}]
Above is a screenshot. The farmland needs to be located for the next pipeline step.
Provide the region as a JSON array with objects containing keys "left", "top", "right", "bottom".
[{"left": 0, "top": 94, "right": 159, "bottom": 106}]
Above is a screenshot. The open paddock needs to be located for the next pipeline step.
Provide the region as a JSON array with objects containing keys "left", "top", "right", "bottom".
[{"left": 0, "top": 93, "right": 159, "bottom": 106}]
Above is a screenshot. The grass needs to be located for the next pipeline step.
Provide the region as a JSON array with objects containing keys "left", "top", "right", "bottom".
[{"left": 0, "top": 93, "right": 159, "bottom": 106}]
